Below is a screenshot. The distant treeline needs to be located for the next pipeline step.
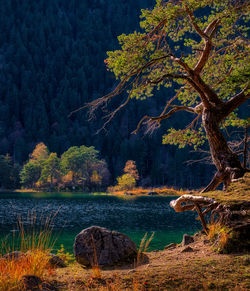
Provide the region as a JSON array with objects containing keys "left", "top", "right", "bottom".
[
  {"left": 0, "top": 0, "right": 223, "bottom": 188},
  {"left": 0, "top": 142, "right": 110, "bottom": 191}
]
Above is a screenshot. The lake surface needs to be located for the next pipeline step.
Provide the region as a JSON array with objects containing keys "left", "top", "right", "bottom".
[{"left": 0, "top": 192, "right": 201, "bottom": 252}]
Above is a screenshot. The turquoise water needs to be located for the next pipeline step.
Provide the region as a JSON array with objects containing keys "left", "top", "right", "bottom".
[{"left": 0, "top": 192, "right": 201, "bottom": 252}]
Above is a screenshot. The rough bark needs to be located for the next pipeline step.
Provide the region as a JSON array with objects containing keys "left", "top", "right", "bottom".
[{"left": 201, "top": 107, "right": 246, "bottom": 192}]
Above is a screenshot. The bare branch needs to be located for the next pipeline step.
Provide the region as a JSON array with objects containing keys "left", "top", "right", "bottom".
[
  {"left": 186, "top": 156, "right": 212, "bottom": 166},
  {"left": 96, "top": 92, "right": 132, "bottom": 134},
  {"left": 186, "top": 114, "right": 201, "bottom": 130},
  {"left": 148, "top": 73, "right": 189, "bottom": 84},
  {"left": 132, "top": 104, "right": 196, "bottom": 134},
  {"left": 74, "top": 54, "right": 174, "bottom": 119}
]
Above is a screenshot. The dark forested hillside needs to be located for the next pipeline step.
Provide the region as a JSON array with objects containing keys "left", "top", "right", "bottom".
[{"left": 0, "top": 0, "right": 216, "bottom": 188}]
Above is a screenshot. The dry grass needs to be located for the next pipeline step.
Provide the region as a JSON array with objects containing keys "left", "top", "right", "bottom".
[
  {"left": 109, "top": 186, "right": 188, "bottom": 196},
  {"left": 207, "top": 222, "right": 232, "bottom": 252},
  {"left": 0, "top": 211, "right": 58, "bottom": 291},
  {"left": 136, "top": 232, "right": 154, "bottom": 266},
  {"left": 53, "top": 236, "right": 250, "bottom": 290},
  {"left": 197, "top": 172, "right": 250, "bottom": 206},
  {"left": 0, "top": 250, "right": 52, "bottom": 291}
]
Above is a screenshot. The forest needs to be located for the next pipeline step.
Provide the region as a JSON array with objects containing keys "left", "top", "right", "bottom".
[{"left": 0, "top": 0, "right": 248, "bottom": 190}]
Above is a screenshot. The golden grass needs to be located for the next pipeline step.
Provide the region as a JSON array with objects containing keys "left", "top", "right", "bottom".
[
  {"left": 0, "top": 250, "right": 52, "bottom": 291},
  {"left": 108, "top": 186, "right": 188, "bottom": 196},
  {"left": 197, "top": 172, "right": 250, "bottom": 206},
  {"left": 0, "top": 210, "right": 58, "bottom": 291},
  {"left": 137, "top": 232, "right": 154, "bottom": 266},
  {"left": 208, "top": 222, "right": 232, "bottom": 252}
]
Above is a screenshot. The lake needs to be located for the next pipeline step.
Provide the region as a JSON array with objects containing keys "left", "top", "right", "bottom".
[{"left": 0, "top": 192, "right": 201, "bottom": 252}]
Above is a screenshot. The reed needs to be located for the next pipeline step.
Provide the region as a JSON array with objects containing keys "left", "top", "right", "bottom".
[
  {"left": 136, "top": 232, "right": 154, "bottom": 266},
  {"left": 0, "top": 210, "right": 58, "bottom": 291}
]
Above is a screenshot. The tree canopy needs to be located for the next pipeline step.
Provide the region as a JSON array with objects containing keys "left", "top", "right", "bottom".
[
  {"left": 89, "top": 0, "right": 249, "bottom": 191},
  {"left": 20, "top": 143, "right": 109, "bottom": 191}
]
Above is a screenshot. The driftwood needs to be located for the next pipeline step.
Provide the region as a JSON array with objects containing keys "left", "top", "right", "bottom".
[{"left": 170, "top": 195, "right": 218, "bottom": 234}]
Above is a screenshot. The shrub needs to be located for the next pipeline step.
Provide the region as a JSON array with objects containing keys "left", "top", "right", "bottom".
[{"left": 116, "top": 174, "right": 136, "bottom": 190}]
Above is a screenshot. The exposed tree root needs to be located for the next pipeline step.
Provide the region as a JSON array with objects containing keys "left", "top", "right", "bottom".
[
  {"left": 170, "top": 195, "right": 218, "bottom": 233},
  {"left": 202, "top": 167, "right": 248, "bottom": 193},
  {"left": 170, "top": 193, "right": 250, "bottom": 236}
]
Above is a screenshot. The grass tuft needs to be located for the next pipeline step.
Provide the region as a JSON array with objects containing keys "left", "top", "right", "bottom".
[
  {"left": 137, "top": 232, "right": 154, "bottom": 266},
  {"left": 0, "top": 210, "right": 58, "bottom": 291}
]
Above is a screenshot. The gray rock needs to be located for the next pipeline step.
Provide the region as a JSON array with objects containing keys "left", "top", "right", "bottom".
[
  {"left": 74, "top": 226, "right": 137, "bottom": 268},
  {"left": 49, "top": 254, "right": 67, "bottom": 268},
  {"left": 20, "top": 275, "right": 42, "bottom": 290},
  {"left": 164, "top": 243, "right": 177, "bottom": 250},
  {"left": 3, "top": 251, "right": 24, "bottom": 260},
  {"left": 147, "top": 191, "right": 158, "bottom": 196},
  {"left": 181, "top": 246, "right": 194, "bottom": 253},
  {"left": 41, "top": 282, "right": 58, "bottom": 291},
  {"left": 181, "top": 234, "right": 194, "bottom": 246}
]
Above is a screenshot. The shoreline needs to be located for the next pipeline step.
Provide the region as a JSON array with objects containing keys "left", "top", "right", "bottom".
[{"left": 0, "top": 186, "right": 191, "bottom": 197}]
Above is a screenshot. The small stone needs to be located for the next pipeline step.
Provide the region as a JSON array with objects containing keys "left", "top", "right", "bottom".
[
  {"left": 3, "top": 251, "right": 24, "bottom": 260},
  {"left": 164, "top": 243, "right": 176, "bottom": 250},
  {"left": 49, "top": 254, "right": 67, "bottom": 268},
  {"left": 127, "top": 269, "right": 136, "bottom": 274},
  {"left": 147, "top": 191, "right": 158, "bottom": 196},
  {"left": 181, "top": 234, "right": 194, "bottom": 246},
  {"left": 181, "top": 246, "right": 194, "bottom": 253},
  {"left": 242, "top": 257, "right": 250, "bottom": 266},
  {"left": 20, "top": 275, "right": 42, "bottom": 290},
  {"left": 41, "top": 282, "right": 58, "bottom": 291}
]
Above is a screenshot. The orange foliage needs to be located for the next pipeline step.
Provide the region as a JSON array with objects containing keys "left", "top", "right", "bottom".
[
  {"left": 90, "top": 170, "right": 102, "bottom": 185},
  {"left": 124, "top": 160, "right": 139, "bottom": 181},
  {"left": 108, "top": 186, "right": 189, "bottom": 196},
  {"left": 0, "top": 251, "right": 53, "bottom": 291},
  {"left": 61, "top": 171, "right": 73, "bottom": 183},
  {"left": 30, "top": 142, "right": 49, "bottom": 162}
]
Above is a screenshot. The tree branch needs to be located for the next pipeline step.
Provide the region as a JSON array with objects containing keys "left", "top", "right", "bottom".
[
  {"left": 186, "top": 78, "right": 210, "bottom": 108},
  {"left": 222, "top": 84, "right": 249, "bottom": 119},
  {"left": 132, "top": 105, "right": 196, "bottom": 134},
  {"left": 170, "top": 56, "right": 193, "bottom": 75},
  {"left": 148, "top": 73, "right": 189, "bottom": 84},
  {"left": 185, "top": 5, "right": 208, "bottom": 40},
  {"left": 194, "top": 19, "right": 220, "bottom": 74}
]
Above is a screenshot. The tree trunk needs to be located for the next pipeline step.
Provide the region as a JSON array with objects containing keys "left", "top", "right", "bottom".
[{"left": 202, "top": 107, "right": 245, "bottom": 192}]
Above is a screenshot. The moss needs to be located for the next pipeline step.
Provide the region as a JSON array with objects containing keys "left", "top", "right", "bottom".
[{"left": 197, "top": 173, "right": 250, "bottom": 206}]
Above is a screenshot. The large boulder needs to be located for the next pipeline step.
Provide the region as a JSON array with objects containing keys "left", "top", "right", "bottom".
[{"left": 74, "top": 226, "right": 137, "bottom": 268}]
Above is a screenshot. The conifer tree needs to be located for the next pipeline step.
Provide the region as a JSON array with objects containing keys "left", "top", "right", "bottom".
[{"left": 88, "top": 0, "right": 249, "bottom": 191}]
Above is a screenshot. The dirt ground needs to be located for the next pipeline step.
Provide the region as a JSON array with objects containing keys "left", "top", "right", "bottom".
[{"left": 51, "top": 235, "right": 250, "bottom": 290}]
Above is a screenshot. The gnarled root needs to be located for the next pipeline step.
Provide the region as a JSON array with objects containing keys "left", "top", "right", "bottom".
[
  {"left": 170, "top": 195, "right": 218, "bottom": 234},
  {"left": 170, "top": 195, "right": 216, "bottom": 212},
  {"left": 202, "top": 167, "right": 247, "bottom": 193}
]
